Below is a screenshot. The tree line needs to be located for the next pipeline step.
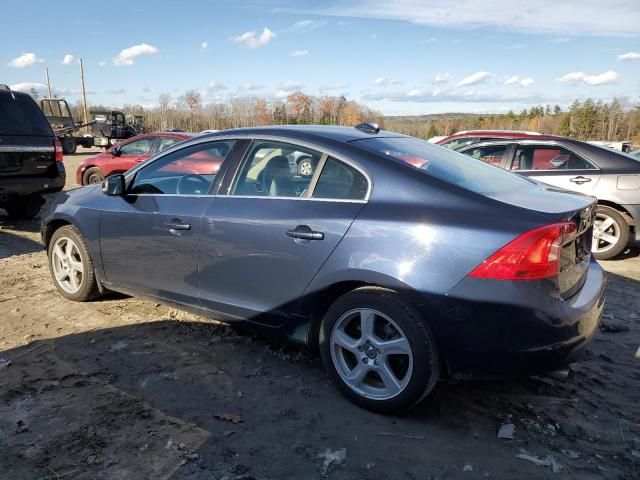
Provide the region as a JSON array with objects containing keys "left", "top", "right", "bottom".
[
  {"left": 384, "top": 98, "right": 640, "bottom": 143},
  {"left": 43, "top": 88, "right": 640, "bottom": 144}
]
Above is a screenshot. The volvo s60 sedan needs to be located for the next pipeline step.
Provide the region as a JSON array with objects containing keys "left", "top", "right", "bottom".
[{"left": 41, "top": 125, "right": 605, "bottom": 413}]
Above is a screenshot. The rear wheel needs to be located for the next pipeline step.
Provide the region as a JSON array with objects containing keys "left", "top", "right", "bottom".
[
  {"left": 592, "top": 205, "right": 629, "bottom": 260},
  {"left": 62, "top": 137, "right": 77, "bottom": 155},
  {"left": 3, "top": 195, "right": 43, "bottom": 219},
  {"left": 319, "top": 287, "right": 440, "bottom": 413},
  {"left": 48, "top": 225, "right": 99, "bottom": 301},
  {"left": 83, "top": 167, "right": 105, "bottom": 185}
]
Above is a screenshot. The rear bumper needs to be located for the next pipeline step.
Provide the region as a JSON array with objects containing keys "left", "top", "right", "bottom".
[
  {"left": 0, "top": 164, "right": 65, "bottom": 200},
  {"left": 429, "top": 259, "right": 606, "bottom": 377}
]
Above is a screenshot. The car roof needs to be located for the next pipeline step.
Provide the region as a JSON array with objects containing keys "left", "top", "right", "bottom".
[
  {"left": 204, "top": 125, "right": 408, "bottom": 143},
  {"left": 442, "top": 130, "right": 564, "bottom": 141}
]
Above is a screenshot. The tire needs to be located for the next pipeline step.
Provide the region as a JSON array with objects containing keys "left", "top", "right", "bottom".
[
  {"left": 3, "top": 195, "right": 43, "bottom": 219},
  {"left": 592, "top": 205, "right": 629, "bottom": 260},
  {"left": 62, "top": 137, "right": 77, "bottom": 155},
  {"left": 48, "top": 225, "right": 100, "bottom": 302},
  {"left": 319, "top": 286, "right": 440, "bottom": 414},
  {"left": 297, "top": 157, "right": 314, "bottom": 176},
  {"left": 83, "top": 167, "right": 105, "bottom": 186}
]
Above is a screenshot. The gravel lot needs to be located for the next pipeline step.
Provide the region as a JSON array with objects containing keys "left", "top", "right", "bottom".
[{"left": 0, "top": 149, "right": 639, "bottom": 479}]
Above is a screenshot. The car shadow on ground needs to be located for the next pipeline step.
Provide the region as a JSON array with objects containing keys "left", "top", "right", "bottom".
[
  {"left": 1, "top": 270, "right": 639, "bottom": 480},
  {"left": 0, "top": 226, "right": 43, "bottom": 259}
]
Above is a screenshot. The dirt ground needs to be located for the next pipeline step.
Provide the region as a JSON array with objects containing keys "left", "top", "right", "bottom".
[{"left": 0, "top": 149, "right": 639, "bottom": 479}]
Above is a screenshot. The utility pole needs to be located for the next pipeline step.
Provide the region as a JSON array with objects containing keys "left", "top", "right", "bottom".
[
  {"left": 45, "top": 67, "right": 52, "bottom": 97},
  {"left": 79, "top": 58, "right": 89, "bottom": 133}
]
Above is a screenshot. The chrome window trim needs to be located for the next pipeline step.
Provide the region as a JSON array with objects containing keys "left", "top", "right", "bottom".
[
  {"left": 129, "top": 193, "right": 367, "bottom": 204},
  {"left": 124, "top": 133, "right": 373, "bottom": 202},
  {"left": 0, "top": 145, "right": 54, "bottom": 152}
]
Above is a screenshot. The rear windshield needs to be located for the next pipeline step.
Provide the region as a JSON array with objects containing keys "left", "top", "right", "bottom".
[
  {"left": 354, "top": 136, "right": 534, "bottom": 195},
  {"left": 0, "top": 92, "right": 52, "bottom": 136}
]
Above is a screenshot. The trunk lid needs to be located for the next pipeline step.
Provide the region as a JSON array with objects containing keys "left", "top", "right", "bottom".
[{"left": 486, "top": 183, "right": 595, "bottom": 297}]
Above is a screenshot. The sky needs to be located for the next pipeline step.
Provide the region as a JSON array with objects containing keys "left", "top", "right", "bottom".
[{"left": 1, "top": 0, "right": 639, "bottom": 115}]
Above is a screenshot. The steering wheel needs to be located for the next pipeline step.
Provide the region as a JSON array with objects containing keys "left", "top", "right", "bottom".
[{"left": 177, "top": 174, "right": 210, "bottom": 195}]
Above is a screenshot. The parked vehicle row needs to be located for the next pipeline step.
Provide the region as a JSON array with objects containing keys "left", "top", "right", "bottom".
[
  {"left": 0, "top": 84, "right": 65, "bottom": 219},
  {"left": 42, "top": 125, "right": 605, "bottom": 413},
  {"left": 436, "top": 130, "right": 640, "bottom": 260}
]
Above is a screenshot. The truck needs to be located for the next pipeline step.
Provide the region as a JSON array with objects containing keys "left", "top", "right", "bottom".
[
  {"left": 89, "top": 110, "right": 138, "bottom": 148},
  {"left": 40, "top": 98, "right": 95, "bottom": 154}
]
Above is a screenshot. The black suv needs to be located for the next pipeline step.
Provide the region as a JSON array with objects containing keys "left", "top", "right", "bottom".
[{"left": 0, "top": 84, "right": 65, "bottom": 219}]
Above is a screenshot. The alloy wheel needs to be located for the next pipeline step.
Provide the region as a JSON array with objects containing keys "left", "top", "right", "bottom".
[
  {"left": 51, "top": 236, "right": 84, "bottom": 294},
  {"left": 592, "top": 212, "right": 621, "bottom": 254},
  {"left": 330, "top": 308, "right": 414, "bottom": 400}
]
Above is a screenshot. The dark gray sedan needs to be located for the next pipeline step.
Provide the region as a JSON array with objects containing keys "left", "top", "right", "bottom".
[
  {"left": 42, "top": 125, "right": 605, "bottom": 413},
  {"left": 458, "top": 138, "right": 640, "bottom": 259}
]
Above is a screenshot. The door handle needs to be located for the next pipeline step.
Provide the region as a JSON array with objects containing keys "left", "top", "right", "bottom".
[
  {"left": 164, "top": 222, "right": 191, "bottom": 232},
  {"left": 570, "top": 176, "right": 592, "bottom": 184},
  {"left": 286, "top": 226, "right": 324, "bottom": 241}
]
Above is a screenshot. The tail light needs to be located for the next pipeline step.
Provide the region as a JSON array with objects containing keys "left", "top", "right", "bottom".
[
  {"left": 469, "top": 222, "right": 576, "bottom": 280},
  {"left": 54, "top": 139, "right": 63, "bottom": 162}
]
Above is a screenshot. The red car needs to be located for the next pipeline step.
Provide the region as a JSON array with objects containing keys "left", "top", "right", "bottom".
[
  {"left": 76, "top": 133, "right": 194, "bottom": 185},
  {"left": 435, "top": 130, "right": 562, "bottom": 150}
]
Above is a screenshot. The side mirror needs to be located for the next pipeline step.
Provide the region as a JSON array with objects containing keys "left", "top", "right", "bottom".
[
  {"left": 111, "top": 147, "right": 121, "bottom": 157},
  {"left": 102, "top": 174, "right": 125, "bottom": 196}
]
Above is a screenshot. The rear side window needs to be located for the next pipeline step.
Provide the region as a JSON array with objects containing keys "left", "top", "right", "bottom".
[
  {"left": 511, "top": 145, "right": 596, "bottom": 171},
  {"left": 0, "top": 92, "right": 52, "bottom": 136},
  {"left": 231, "top": 141, "right": 322, "bottom": 198},
  {"left": 157, "top": 136, "right": 182, "bottom": 152},
  {"left": 462, "top": 145, "right": 508, "bottom": 167},
  {"left": 313, "top": 157, "right": 368, "bottom": 200},
  {"left": 354, "top": 137, "right": 533, "bottom": 195}
]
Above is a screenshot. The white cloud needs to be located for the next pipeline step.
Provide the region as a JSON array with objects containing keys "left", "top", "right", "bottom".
[
  {"left": 362, "top": 88, "right": 553, "bottom": 104},
  {"left": 106, "top": 89, "right": 126, "bottom": 95},
  {"left": 374, "top": 76, "right": 401, "bottom": 86},
  {"left": 432, "top": 73, "right": 452, "bottom": 84},
  {"left": 98, "top": 60, "right": 107, "bottom": 67},
  {"left": 232, "top": 27, "right": 276, "bottom": 48},
  {"left": 557, "top": 70, "right": 618, "bottom": 86},
  {"left": 290, "top": 49, "right": 309, "bottom": 57},
  {"left": 239, "top": 83, "right": 265, "bottom": 91},
  {"left": 456, "top": 71, "right": 491, "bottom": 87},
  {"left": 9, "top": 82, "right": 47, "bottom": 92},
  {"left": 113, "top": 43, "right": 158, "bottom": 66},
  {"left": 208, "top": 81, "right": 227, "bottom": 91},
  {"left": 504, "top": 75, "right": 535, "bottom": 87},
  {"left": 62, "top": 54, "right": 74, "bottom": 65},
  {"left": 276, "top": 80, "right": 302, "bottom": 98},
  {"left": 284, "top": 19, "right": 326, "bottom": 32},
  {"left": 618, "top": 51, "right": 640, "bottom": 61},
  {"left": 8, "top": 52, "right": 43, "bottom": 68},
  {"left": 319, "top": 81, "right": 350, "bottom": 92},
  {"left": 201, "top": 41, "right": 208, "bottom": 51},
  {"left": 315, "top": 0, "right": 638, "bottom": 36}
]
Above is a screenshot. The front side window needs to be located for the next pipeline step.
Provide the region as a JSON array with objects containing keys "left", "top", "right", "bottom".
[
  {"left": 462, "top": 145, "right": 508, "bottom": 167},
  {"left": 119, "top": 138, "right": 154, "bottom": 155},
  {"left": 129, "top": 140, "right": 235, "bottom": 195},
  {"left": 313, "top": 157, "right": 368, "bottom": 200},
  {"left": 231, "top": 141, "right": 322, "bottom": 198},
  {"left": 511, "top": 145, "right": 596, "bottom": 171}
]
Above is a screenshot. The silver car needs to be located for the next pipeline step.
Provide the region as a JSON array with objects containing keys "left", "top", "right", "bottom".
[{"left": 459, "top": 138, "right": 640, "bottom": 259}]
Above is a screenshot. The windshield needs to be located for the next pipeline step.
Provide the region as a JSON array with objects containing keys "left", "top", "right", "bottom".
[
  {"left": 354, "top": 136, "right": 535, "bottom": 195},
  {"left": 0, "top": 92, "right": 53, "bottom": 136}
]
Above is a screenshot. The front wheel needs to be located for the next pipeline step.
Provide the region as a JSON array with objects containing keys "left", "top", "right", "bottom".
[
  {"left": 319, "top": 287, "right": 440, "bottom": 413},
  {"left": 592, "top": 205, "right": 629, "bottom": 260},
  {"left": 48, "top": 225, "right": 99, "bottom": 301}
]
